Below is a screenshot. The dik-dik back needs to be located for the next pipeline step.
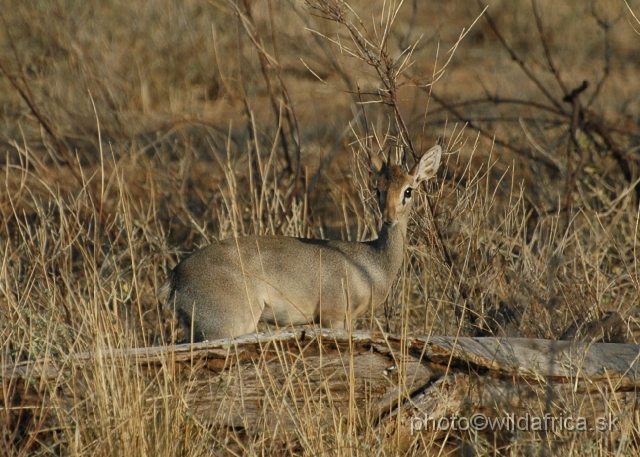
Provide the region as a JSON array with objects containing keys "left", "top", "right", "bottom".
[{"left": 161, "top": 145, "right": 442, "bottom": 341}]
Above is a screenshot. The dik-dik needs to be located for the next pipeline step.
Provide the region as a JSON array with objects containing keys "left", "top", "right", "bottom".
[{"left": 161, "top": 145, "right": 442, "bottom": 341}]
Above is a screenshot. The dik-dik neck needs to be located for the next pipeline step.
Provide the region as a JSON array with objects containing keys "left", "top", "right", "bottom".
[{"left": 372, "top": 218, "right": 408, "bottom": 281}]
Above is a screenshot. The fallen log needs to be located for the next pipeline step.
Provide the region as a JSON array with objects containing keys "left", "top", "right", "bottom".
[{"left": 2, "top": 329, "right": 639, "bottom": 450}]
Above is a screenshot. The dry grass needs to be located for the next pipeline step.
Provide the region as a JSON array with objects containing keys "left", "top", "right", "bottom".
[{"left": 1, "top": 0, "right": 640, "bottom": 454}]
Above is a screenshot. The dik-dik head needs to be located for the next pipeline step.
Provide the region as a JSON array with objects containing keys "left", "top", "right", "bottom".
[{"left": 370, "top": 145, "right": 442, "bottom": 226}]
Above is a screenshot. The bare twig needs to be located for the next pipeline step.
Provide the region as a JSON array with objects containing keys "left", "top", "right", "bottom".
[
  {"left": 232, "top": 0, "right": 298, "bottom": 174},
  {"left": 531, "top": 0, "right": 567, "bottom": 95},
  {"left": 306, "top": 0, "right": 487, "bottom": 330},
  {"left": 586, "top": 3, "right": 617, "bottom": 108},
  {"left": 477, "top": 0, "right": 566, "bottom": 114},
  {"left": 561, "top": 81, "right": 589, "bottom": 228},
  {"left": 0, "top": 16, "right": 106, "bottom": 224},
  {"left": 426, "top": 91, "right": 562, "bottom": 173},
  {"left": 0, "top": 58, "right": 84, "bottom": 189}
]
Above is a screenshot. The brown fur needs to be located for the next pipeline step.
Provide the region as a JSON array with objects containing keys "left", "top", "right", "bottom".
[{"left": 162, "top": 146, "right": 442, "bottom": 341}]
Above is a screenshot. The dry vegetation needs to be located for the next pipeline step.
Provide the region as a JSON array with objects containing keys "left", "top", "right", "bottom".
[{"left": 1, "top": 0, "right": 640, "bottom": 454}]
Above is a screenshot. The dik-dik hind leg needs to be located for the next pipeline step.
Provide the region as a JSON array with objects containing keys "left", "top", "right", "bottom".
[
  {"left": 319, "top": 316, "right": 346, "bottom": 330},
  {"left": 178, "top": 289, "right": 263, "bottom": 341},
  {"left": 316, "top": 304, "right": 347, "bottom": 331},
  {"left": 315, "top": 290, "right": 353, "bottom": 331}
]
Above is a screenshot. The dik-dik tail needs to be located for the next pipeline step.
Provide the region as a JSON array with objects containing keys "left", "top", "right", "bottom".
[
  {"left": 157, "top": 274, "right": 174, "bottom": 307},
  {"left": 158, "top": 271, "right": 200, "bottom": 341}
]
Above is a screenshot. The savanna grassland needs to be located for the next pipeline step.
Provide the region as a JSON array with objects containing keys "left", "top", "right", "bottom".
[{"left": 1, "top": 0, "right": 640, "bottom": 455}]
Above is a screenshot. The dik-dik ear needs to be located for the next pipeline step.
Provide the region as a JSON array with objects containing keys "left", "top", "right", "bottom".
[
  {"left": 367, "top": 149, "right": 385, "bottom": 177},
  {"left": 410, "top": 145, "right": 442, "bottom": 183}
]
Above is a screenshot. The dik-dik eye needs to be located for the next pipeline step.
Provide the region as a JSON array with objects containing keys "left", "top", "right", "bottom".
[{"left": 404, "top": 187, "right": 413, "bottom": 199}]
